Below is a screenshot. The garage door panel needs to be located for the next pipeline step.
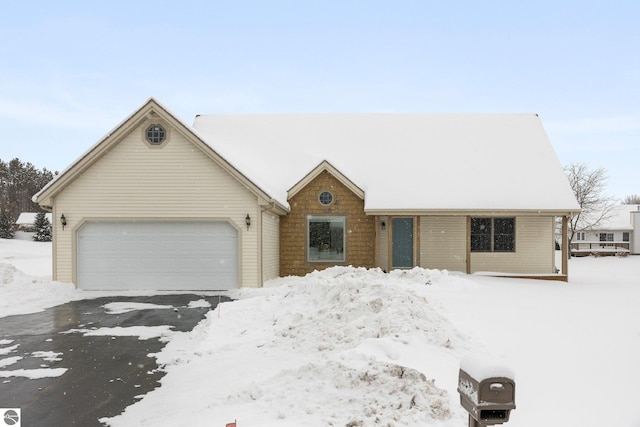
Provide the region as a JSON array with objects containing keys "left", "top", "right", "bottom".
[{"left": 77, "top": 221, "right": 238, "bottom": 290}]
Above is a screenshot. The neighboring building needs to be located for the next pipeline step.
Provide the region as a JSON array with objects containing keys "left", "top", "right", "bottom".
[
  {"left": 14, "top": 212, "right": 53, "bottom": 232},
  {"left": 34, "top": 98, "right": 580, "bottom": 291},
  {"left": 571, "top": 204, "right": 640, "bottom": 256}
]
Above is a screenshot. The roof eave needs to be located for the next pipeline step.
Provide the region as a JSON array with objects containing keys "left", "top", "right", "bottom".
[{"left": 364, "top": 208, "right": 582, "bottom": 216}]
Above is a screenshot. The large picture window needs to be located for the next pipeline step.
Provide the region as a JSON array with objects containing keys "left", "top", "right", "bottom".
[
  {"left": 471, "top": 217, "right": 515, "bottom": 252},
  {"left": 308, "top": 216, "right": 345, "bottom": 262}
]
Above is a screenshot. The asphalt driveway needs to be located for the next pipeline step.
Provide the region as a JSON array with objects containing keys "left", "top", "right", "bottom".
[{"left": 0, "top": 294, "right": 231, "bottom": 426}]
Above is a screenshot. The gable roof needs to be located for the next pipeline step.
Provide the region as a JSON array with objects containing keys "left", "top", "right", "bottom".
[
  {"left": 288, "top": 160, "right": 365, "bottom": 200},
  {"left": 585, "top": 204, "right": 640, "bottom": 231},
  {"left": 193, "top": 113, "right": 580, "bottom": 214},
  {"left": 33, "top": 98, "right": 287, "bottom": 214}
]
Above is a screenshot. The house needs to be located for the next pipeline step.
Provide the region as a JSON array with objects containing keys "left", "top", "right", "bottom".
[
  {"left": 34, "top": 98, "right": 580, "bottom": 290},
  {"left": 571, "top": 204, "right": 640, "bottom": 256},
  {"left": 14, "top": 212, "right": 53, "bottom": 232}
]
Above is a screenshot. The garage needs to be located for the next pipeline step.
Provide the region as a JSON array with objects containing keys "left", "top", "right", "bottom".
[{"left": 76, "top": 221, "right": 238, "bottom": 290}]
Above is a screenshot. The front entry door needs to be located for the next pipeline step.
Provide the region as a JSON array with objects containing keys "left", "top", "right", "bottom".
[{"left": 392, "top": 217, "right": 414, "bottom": 269}]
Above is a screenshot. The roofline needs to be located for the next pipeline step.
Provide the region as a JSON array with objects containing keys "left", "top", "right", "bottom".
[
  {"left": 364, "top": 208, "right": 581, "bottom": 216},
  {"left": 288, "top": 160, "right": 365, "bottom": 200}
]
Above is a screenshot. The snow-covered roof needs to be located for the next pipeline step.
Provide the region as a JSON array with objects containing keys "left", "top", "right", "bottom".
[
  {"left": 586, "top": 204, "right": 640, "bottom": 231},
  {"left": 15, "top": 212, "right": 52, "bottom": 225},
  {"left": 193, "top": 113, "right": 580, "bottom": 213}
]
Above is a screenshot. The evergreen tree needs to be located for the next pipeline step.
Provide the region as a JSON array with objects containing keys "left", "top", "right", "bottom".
[
  {"left": 0, "top": 157, "right": 57, "bottom": 222},
  {"left": 0, "top": 209, "right": 14, "bottom": 239},
  {"left": 32, "top": 212, "right": 52, "bottom": 242}
]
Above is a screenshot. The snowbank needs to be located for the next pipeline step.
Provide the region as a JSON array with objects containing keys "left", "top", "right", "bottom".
[{"left": 104, "top": 267, "right": 473, "bottom": 426}]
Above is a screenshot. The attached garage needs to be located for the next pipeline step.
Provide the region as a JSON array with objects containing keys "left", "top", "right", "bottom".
[{"left": 76, "top": 221, "right": 239, "bottom": 290}]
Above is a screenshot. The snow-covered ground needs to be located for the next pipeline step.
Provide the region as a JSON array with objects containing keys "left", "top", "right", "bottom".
[{"left": 1, "top": 237, "right": 639, "bottom": 426}]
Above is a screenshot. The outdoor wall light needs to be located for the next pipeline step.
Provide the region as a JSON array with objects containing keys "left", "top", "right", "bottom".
[
  {"left": 245, "top": 214, "right": 251, "bottom": 230},
  {"left": 380, "top": 220, "right": 386, "bottom": 230},
  {"left": 60, "top": 213, "right": 67, "bottom": 230}
]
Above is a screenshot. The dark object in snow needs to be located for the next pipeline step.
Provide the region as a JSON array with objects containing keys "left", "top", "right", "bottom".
[
  {"left": 0, "top": 209, "right": 14, "bottom": 239},
  {"left": 457, "top": 356, "right": 516, "bottom": 426}
]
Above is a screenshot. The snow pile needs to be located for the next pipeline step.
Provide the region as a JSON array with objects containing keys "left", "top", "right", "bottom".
[
  {"left": 0, "top": 262, "right": 81, "bottom": 317},
  {"left": 0, "top": 239, "right": 85, "bottom": 318},
  {"left": 0, "top": 367, "right": 68, "bottom": 379},
  {"left": 105, "top": 267, "right": 472, "bottom": 426},
  {"left": 63, "top": 325, "right": 176, "bottom": 341},
  {"left": 103, "top": 302, "right": 174, "bottom": 314}
]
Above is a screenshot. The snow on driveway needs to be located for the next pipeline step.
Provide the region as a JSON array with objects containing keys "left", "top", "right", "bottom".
[{"left": 2, "top": 238, "right": 640, "bottom": 426}]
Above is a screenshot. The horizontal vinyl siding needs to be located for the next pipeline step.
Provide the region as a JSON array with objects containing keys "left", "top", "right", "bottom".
[
  {"left": 54, "top": 124, "right": 260, "bottom": 287},
  {"left": 261, "top": 211, "right": 280, "bottom": 282},
  {"left": 377, "top": 216, "right": 389, "bottom": 272},
  {"left": 471, "top": 216, "right": 554, "bottom": 274},
  {"left": 420, "top": 216, "right": 467, "bottom": 273}
]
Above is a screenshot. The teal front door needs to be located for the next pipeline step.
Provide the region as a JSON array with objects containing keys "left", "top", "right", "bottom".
[{"left": 392, "top": 217, "right": 414, "bottom": 269}]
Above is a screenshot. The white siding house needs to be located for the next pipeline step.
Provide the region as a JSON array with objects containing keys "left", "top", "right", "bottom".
[
  {"left": 35, "top": 98, "right": 580, "bottom": 289},
  {"left": 571, "top": 204, "right": 640, "bottom": 256}
]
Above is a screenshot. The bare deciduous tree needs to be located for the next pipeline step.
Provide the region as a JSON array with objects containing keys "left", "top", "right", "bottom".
[
  {"left": 622, "top": 194, "right": 640, "bottom": 204},
  {"left": 564, "top": 162, "right": 617, "bottom": 243}
]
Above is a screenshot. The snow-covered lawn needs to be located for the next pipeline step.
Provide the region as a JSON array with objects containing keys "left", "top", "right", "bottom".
[{"left": 1, "top": 238, "right": 639, "bottom": 426}]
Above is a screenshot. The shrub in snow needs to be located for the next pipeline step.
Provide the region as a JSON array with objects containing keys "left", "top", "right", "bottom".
[
  {"left": 0, "top": 210, "right": 14, "bottom": 239},
  {"left": 32, "top": 212, "right": 52, "bottom": 242}
]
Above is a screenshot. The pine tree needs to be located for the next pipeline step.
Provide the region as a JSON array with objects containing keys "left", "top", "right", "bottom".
[
  {"left": 0, "top": 209, "right": 14, "bottom": 239},
  {"left": 32, "top": 212, "right": 52, "bottom": 242}
]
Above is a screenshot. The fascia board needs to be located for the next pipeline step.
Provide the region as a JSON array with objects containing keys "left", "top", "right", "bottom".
[{"left": 288, "top": 160, "right": 365, "bottom": 200}]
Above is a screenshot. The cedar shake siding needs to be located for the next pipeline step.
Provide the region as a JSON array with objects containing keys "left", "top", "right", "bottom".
[{"left": 280, "top": 170, "right": 375, "bottom": 276}]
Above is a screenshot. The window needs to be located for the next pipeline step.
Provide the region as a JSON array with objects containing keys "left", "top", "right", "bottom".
[
  {"left": 493, "top": 218, "right": 515, "bottom": 251},
  {"left": 599, "top": 233, "right": 614, "bottom": 242},
  {"left": 146, "top": 124, "right": 166, "bottom": 145},
  {"left": 318, "top": 191, "right": 334, "bottom": 206},
  {"left": 623, "top": 232, "right": 630, "bottom": 242},
  {"left": 308, "top": 216, "right": 345, "bottom": 262},
  {"left": 471, "top": 217, "right": 515, "bottom": 252},
  {"left": 576, "top": 232, "right": 586, "bottom": 241},
  {"left": 470, "top": 218, "right": 492, "bottom": 252}
]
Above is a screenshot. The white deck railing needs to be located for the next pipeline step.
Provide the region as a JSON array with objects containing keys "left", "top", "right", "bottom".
[{"left": 570, "top": 241, "right": 630, "bottom": 253}]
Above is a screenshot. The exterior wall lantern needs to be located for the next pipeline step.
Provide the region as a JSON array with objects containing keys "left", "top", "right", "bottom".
[
  {"left": 245, "top": 214, "right": 251, "bottom": 230},
  {"left": 380, "top": 220, "right": 386, "bottom": 230},
  {"left": 60, "top": 213, "right": 67, "bottom": 230}
]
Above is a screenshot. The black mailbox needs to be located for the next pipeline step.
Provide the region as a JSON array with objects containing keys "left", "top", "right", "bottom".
[{"left": 457, "top": 356, "right": 516, "bottom": 426}]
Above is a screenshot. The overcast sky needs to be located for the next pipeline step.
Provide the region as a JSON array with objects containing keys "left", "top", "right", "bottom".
[{"left": 1, "top": 1, "right": 638, "bottom": 200}]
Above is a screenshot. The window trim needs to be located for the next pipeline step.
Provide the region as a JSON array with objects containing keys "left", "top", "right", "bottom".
[
  {"left": 318, "top": 191, "right": 334, "bottom": 206},
  {"left": 599, "top": 233, "right": 614, "bottom": 242},
  {"left": 470, "top": 217, "right": 516, "bottom": 253},
  {"left": 306, "top": 215, "right": 346, "bottom": 263},
  {"left": 142, "top": 120, "right": 170, "bottom": 147}
]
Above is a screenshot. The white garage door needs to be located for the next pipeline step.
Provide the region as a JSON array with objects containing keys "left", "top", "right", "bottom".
[{"left": 77, "top": 221, "right": 238, "bottom": 290}]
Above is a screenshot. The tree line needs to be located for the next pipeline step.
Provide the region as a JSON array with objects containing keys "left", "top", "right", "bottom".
[{"left": 0, "top": 158, "right": 57, "bottom": 222}]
